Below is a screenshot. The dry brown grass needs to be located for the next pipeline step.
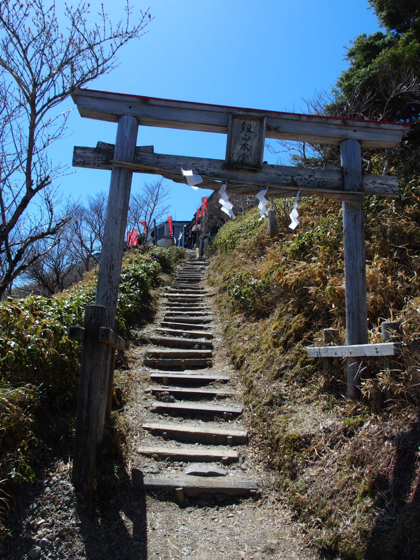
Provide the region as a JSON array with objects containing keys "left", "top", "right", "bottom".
[{"left": 209, "top": 184, "right": 420, "bottom": 559}]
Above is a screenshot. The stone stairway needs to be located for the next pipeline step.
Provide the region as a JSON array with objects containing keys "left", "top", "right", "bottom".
[{"left": 138, "top": 258, "right": 258, "bottom": 501}]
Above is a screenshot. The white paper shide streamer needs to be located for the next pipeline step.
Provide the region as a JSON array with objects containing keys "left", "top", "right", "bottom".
[
  {"left": 289, "top": 189, "right": 301, "bottom": 230},
  {"left": 255, "top": 189, "right": 268, "bottom": 220},
  {"left": 181, "top": 168, "right": 203, "bottom": 190},
  {"left": 218, "top": 184, "right": 235, "bottom": 219}
]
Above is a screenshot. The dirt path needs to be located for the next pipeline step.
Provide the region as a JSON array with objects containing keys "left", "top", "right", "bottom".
[{"left": 2, "top": 259, "right": 317, "bottom": 560}]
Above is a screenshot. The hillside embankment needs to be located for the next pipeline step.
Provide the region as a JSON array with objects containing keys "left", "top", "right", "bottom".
[
  {"left": 208, "top": 186, "right": 420, "bottom": 560},
  {"left": 0, "top": 246, "right": 185, "bottom": 548}
]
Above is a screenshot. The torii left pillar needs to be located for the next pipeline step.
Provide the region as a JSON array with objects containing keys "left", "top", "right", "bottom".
[
  {"left": 96, "top": 115, "right": 139, "bottom": 436},
  {"left": 73, "top": 115, "right": 138, "bottom": 498}
]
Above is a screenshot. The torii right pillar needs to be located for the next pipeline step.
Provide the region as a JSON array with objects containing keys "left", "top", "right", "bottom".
[{"left": 341, "top": 139, "right": 368, "bottom": 399}]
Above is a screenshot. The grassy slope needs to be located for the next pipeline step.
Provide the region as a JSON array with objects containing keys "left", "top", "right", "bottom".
[
  {"left": 0, "top": 246, "right": 184, "bottom": 544},
  {"left": 208, "top": 185, "right": 420, "bottom": 560}
]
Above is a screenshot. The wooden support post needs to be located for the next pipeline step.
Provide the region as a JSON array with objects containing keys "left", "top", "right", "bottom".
[
  {"left": 95, "top": 115, "right": 138, "bottom": 439},
  {"left": 199, "top": 210, "right": 206, "bottom": 258},
  {"left": 154, "top": 219, "right": 157, "bottom": 246},
  {"left": 340, "top": 139, "right": 368, "bottom": 399},
  {"left": 322, "top": 328, "right": 340, "bottom": 377},
  {"left": 105, "top": 349, "right": 116, "bottom": 420},
  {"left": 72, "top": 305, "right": 106, "bottom": 502},
  {"left": 267, "top": 208, "right": 279, "bottom": 235}
]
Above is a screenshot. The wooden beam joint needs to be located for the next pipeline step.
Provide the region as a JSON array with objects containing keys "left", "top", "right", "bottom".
[{"left": 68, "top": 325, "right": 125, "bottom": 351}]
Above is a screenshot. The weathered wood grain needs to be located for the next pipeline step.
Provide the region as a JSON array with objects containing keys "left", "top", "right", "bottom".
[
  {"left": 72, "top": 89, "right": 408, "bottom": 148},
  {"left": 137, "top": 446, "right": 238, "bottom": 463},
  {"left": 73, "top": 145, "right": 400, "bottom": 197},
  {"left": 341, "top": 139, "right": 368, "bottom": 399},
  {"left": 160, "top": 321, "right": 212, "bottom": 331},
  {"left": 307, "top": 342, "right": 399, "bottom": 358},
  {"left": 98, "top": 327, "right": 125, "bottom": 351},
  {"left": 68, "top": 325, "right": 85, "bottom": 342},
  {"left": 151, "top": 402, "right": 243, "bottom": 416},
  {"left": 150, "top": 373, "right": 229, "bottom": 385},
  {"left": 72, "top": 305, "right": 107, "bottom": 502},
  {"left": 134, "top": 473, "right": 258, "bottom": 496},
  {"left": 149, "top": 336, "right": 213, "bottom": 349},
  {"left": 155, "top": 327, "right": 213, "bottom": 339},
  {"left": 142, "top": 422, "right": 247, "bottom": 445},
  {"left": 94, "top": 115, "right": 139, "bottom": 439},
  {"left": 150, "top": 386, "right": 235, "bottom": 399}
]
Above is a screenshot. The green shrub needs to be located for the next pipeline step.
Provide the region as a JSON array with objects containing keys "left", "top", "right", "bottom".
[{"left": 0, "top": 246, "right": 183, "bottom": 544}]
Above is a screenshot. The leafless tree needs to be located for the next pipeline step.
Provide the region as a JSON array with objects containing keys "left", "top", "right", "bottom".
[
  {"left": 0, "top": 0, "right": 151, "bottom": 297},
  {"left": 64, "top": 192, "right": 107, "bottom": 277},
  {"left": 22, "top": 231, "right": 77, "bottom": 296},
  {"left": 127, "top": 178, "right": 170, "bottom": 244}
]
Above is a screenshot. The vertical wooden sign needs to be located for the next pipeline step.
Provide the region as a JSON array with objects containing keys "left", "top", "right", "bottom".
[{"left": 225, "top": 114, "right": 266, "bottom": 169}]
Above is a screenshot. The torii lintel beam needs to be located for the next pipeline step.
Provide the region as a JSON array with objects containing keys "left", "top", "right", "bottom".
[
  {"left": 73, "top": 142, "right": 399, "bottom": 199},
  {"left": 72, "top": 89, "right": 409, "bottom": 149}
]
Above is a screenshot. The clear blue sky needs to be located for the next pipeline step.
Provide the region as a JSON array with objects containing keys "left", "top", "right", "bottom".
[{"left": 54, "top": 0, "right": 382, "bottom": 222}]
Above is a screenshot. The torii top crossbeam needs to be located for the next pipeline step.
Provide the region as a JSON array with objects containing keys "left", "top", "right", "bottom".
[
  {"left": 72, "top": 89, "right": 407, "bottom": 149},
  {"left": 72, "top": 89, "right": 409, "bottom": 200}
]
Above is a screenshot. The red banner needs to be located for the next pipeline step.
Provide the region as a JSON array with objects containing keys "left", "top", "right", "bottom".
[
  {"left": 126, "top": 229, "right": 138, "bottom": 247},
  {"left": 168, "top": 215, "right": 173, "bottom": 235},
  {"left": 140, "top": 221, "right": 147, "bottom": 233},
  {"left": 201, "top": 196, "right": 208, "bottom": 213}
]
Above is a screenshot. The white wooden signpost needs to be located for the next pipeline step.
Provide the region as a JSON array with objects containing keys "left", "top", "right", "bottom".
[{"left": 69, "top": 88, "right": 408, "bottom": 499}]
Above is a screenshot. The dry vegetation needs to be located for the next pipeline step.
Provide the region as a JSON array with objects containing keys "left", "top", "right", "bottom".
[
  {"left": 0, "top": 246, "right": 184, "bottom": 547},
  {"left": 208, "top": 178, "right": 420, "bottom": 560}
]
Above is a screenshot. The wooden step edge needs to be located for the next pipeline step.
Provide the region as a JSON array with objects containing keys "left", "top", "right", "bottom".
[
  {"left": 144, "top": 359, "right": 213, "bottom": 370},
  {"left": 150, "top": 373, "right": 230, "bottom": 385},
  {"left": 146, "top": 350, "right": 213, "bottom": 357},
  {"left": 150, "top": 387, "right": 237, "bottom": 399},
  {"left": 142, "top": 422, "right": 248, "bottom": 445},
  {"left": 137, "top": 446, "right": 238, "bottom": 462},
  {"left": 155, "top": 328, "right": 214, "bottom": 339},
  {"left": 151, "top": 402, "right": 243, "bottom": 415},
  {"left": 160, "top": 322, "right": 213, "bottom": 331},
  {"left": 149, "top": 336, "right": 213, "bottom": 348},
  {"left": 134, "top": 474, "right": 258, "bottom": 497}
]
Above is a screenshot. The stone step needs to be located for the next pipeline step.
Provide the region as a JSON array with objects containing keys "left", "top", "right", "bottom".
[
  {"left": 150, "top": 386, "right": 236, "bottom": 400},
  {"left": 150, "top": 373, "right": 229, "bottom": 385},
  {"left": 151, "top": 401, "right": 243, "bottom": 417},
  {"left": 142, "top": 422, "right": 247, "bottom": 445},
  {"left": 135, "top": 474, "right": 258, "bottom": 498},
  {"left": 137, "top": 446, "right": 238, "bottom": 463},
  {"left": 144, "top": 358, "right": 212, "bottom": 370},
  {"left": 155, "top": 327, "right": 213, "bottom": 339},
  {"left": 149, "top": 336, "right": 213, "bottom": 349},
  {"left": 161, "top": 321, "right": 212, "bottom": 331}
]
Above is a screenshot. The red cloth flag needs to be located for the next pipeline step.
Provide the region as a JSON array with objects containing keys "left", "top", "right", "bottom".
[
  {"left": 140, "top": 221, "right": 147, "bottom": 233},
  {"left": 131, "top": 229, "right": 138, "bottom": 247},
  {"left": 201, "top": 196, "right": 208, "bottom": 213},
  {"left": 126, "top": 229, "right": 138, "bottom": 247},
  {"left": 168, "top": 216, "right": 173, "bottom": 235}
]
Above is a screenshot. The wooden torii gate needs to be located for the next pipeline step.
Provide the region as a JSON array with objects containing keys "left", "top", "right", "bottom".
[{"left": 70, "top": 88, "right": 408, "bottom": 498}]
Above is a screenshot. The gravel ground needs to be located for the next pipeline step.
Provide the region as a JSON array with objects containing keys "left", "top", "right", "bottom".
[{"left": 1, "top": 264, "right": 318, "bottom": 560}]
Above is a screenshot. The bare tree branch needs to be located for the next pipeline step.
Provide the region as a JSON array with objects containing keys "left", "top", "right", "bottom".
[{"left": 0, "top": 0, "right": 151, "bottom": 297}]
